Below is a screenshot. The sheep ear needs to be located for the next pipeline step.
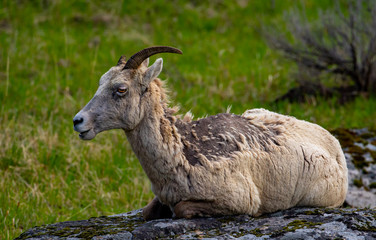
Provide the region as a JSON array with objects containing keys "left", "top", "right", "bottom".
[
  {"left": 142, "top": 58, "right": 163, "bottom": 88},
  {"left": 141, "top": 58, "right": 149, "bottom": 68}
]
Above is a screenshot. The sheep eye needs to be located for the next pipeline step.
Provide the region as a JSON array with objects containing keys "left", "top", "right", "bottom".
[{"left": 117, "top": 87, "right": 127, "bottom": 94}]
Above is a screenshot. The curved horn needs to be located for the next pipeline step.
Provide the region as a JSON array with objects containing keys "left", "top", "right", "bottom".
[
  {"left": 123, "top": 46, "right": 182, "bottom": 70},
  {"left": 117, "top": 55, "right": 127, "bottom": 66}
]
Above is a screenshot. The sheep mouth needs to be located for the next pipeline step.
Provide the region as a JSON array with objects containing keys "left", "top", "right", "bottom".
[
  {"left": 79, "top": 129, "right": 90, "bottom": 136},
  {"left": 78, "top": 129, "right": 96, "bottom": 140}
]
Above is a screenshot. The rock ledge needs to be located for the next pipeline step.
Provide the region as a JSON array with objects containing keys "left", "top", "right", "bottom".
[{"left": 16, "top": 207, "right": 375, "bottom": 239}]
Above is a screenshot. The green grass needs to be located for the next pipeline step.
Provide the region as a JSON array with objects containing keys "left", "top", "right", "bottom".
[{"left": 1, "top": 0, "right": 375, "bottom": 239}]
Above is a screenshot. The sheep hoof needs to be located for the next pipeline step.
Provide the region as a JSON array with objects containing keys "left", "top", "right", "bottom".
[
  {"left": 142, "top": 197, "right": 173, "bottom": 221},
  {"left": 174, "top": 200, "right": 215, "bottom": 219}
]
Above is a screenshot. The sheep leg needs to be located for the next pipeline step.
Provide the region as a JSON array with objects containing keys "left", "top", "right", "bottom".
[
  {"left": 174, "top": 200, "right": 220, "bottom": 219},
  {"left": 142, "top": 197, "right": 173, "bottom": 220}
]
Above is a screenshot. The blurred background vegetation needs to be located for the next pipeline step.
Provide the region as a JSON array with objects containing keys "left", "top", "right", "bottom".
[{"left": 1, "top": 0, "right": 375, "bottom": 239}]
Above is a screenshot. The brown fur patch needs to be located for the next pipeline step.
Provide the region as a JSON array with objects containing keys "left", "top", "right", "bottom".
[{"left": 175, "top": 113, "right": 281, "bottom": 166}]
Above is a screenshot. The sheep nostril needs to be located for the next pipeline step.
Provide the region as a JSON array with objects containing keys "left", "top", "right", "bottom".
[{"left": 73, "top": 117, "right": 84, "bottom": 126}]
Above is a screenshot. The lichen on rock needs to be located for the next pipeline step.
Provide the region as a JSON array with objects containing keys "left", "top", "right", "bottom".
[{"left": 331, "top": 128, "right": 376, "bottom": 208}]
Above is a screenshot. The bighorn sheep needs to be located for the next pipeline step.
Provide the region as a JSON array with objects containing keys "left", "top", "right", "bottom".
[{"left": 73, "top": 46, "right": 348, "bottom": 220}]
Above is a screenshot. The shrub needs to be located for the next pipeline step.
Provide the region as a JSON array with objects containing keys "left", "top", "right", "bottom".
[{"left": 267, "top": 0, "right": 376, "bottom": 102}]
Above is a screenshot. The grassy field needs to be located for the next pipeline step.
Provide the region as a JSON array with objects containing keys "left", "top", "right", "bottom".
[{"left": 1, "top": 0, "right": 375, "bottom": 239}]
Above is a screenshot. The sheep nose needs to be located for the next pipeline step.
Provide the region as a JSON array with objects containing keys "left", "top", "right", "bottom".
[{"left": 73, "top": 116, "right": 84, "bottom": 126}]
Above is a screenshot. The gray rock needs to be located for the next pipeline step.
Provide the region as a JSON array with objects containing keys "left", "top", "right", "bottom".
[
  {"left": 331, "top": 128, "right": 376, "bottom": 208},
  {"left": 15, "top": 208, "right": 376, "bottom": 239},
  {"left": 15, "top": 129, "right": 376, "bottom": 239}
]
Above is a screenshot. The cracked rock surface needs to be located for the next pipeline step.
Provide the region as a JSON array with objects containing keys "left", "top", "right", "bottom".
[{"left": 16, "top": 129, "right": 376, "bottom": 239}]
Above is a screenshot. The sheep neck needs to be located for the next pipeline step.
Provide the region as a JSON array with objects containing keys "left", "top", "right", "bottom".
[{"left": 125, "top": 103, "right": 187, "bottom": 188}]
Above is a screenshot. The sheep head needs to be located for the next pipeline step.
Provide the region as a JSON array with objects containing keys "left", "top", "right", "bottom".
[{"left": 73, "top": 46, "right": 182, "bottom": 140}]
